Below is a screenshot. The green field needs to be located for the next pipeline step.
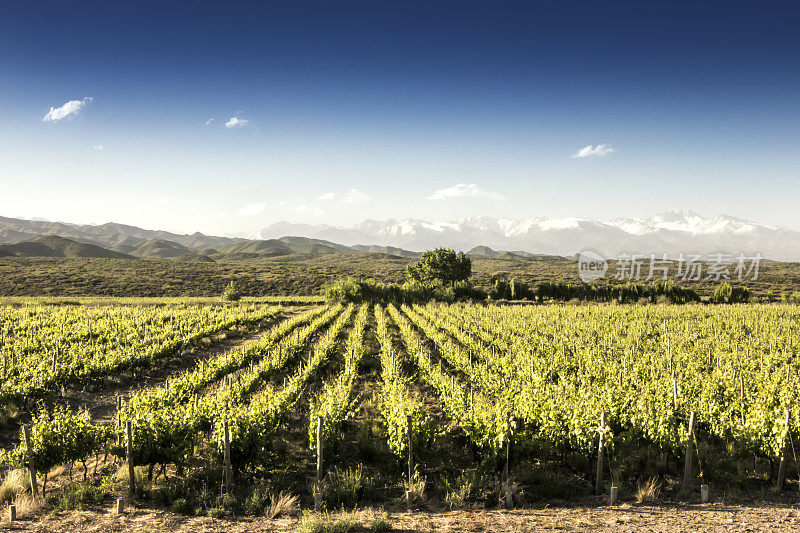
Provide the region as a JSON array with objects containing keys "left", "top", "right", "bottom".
[{"left": 2, "top": 300, "right": 799, "bottom": 521}]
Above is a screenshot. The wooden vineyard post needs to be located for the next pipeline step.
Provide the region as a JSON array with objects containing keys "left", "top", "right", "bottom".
[
  {"left": 595, "top": 412, "right": 607, "bottom": 495},
  {"left": 609, "top": 485, "right": 619, "bottom": 505},
  {"left": 116, "top": 498, "right": 124, "bottom": 515},
  {"left": 505, "top": 435, "right": 510, "bottom": 485},
  {"left": 775, "top": 410, "right": 791, "bottom": 492},
  {"left": 223, "top": 420, "right": 233, "bottom": 494},
  {"left": 503, "top": 432, "right": 513, "bottom": 508},
  {"left": 682, "top": 411, "right": 696, "bottom": 493},
  {"left": 126, "top": 420, "right": 135, "bottom": 496},
  {"left": 740, "top": 376, "right": 746, "bottom": 425},
  {"left": 701, "top": 483, "right": 709, "bottom": 503},
  {"left": 116, "top": 396, "right": 122, "bottom": 449},
  {"left": 672, "top": 378, "right": 678, "bottom": 409},
  {"left": 8, "top": 504, "right": 16, "bottom": 523},
  {"left": 406, "top": 414, "right": 413, "bottom": 509},
  {"left": 315, "top": 415, "right": 323, "bottom": 509},
  {"left": 22, "top": 425, "right": 38, "bottom": 497}
]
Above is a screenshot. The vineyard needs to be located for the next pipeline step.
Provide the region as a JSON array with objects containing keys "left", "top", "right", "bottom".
[{"left": 2, "top": 300, "right": 800, "bottom": 523}]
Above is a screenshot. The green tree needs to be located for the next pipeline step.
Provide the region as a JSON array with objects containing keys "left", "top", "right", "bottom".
[
  {"left": 222, "top": 280, "right": 242, "bottom": 301},
  {"left": 713, "top": 281, "right": 748, "bottom": 303},
  {"left": 405, "top": 248, "right": 472, "bottom": 285}
]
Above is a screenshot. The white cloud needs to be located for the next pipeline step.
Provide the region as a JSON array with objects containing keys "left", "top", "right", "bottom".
[
  {"left": 225, "top": 116, "right": 249, "bottom": 128},
  {"left": 294, "top": 203, "right": 324, "bottom": 216},
  {"left": 238, "top": 202, "right": 267, "bottom": 216},
  {"left": 571, "top": 144, "right": 615, "bottom": 158},
  {"left": 92, "top": 144, "right": 104, "bottom": 151},
  {"left": 427, "top": 183, "right": 504, "bottom": 201},
  {"left": 43, "top": 97, "right": 93, "bottom": 122},
  {"left": 344, "top": 189, "right": 369, "bottom": 204},
  {"left": 205, "top": 118, "right": 215, "bottom": 126},
  {"left": 317, "top": 192, "right": 335, "bottom": 201}
]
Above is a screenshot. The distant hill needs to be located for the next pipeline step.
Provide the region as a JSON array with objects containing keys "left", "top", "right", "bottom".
[
  {"left": 0, "top": 236, "right": 133, "bottom": 259},
  {"left": 467, "top": 245, "right": 500, "bottom": 257},
  {"left": 277, "top": 236, "right": 353, "bottom": 253},
  {"left": 213, "top": 236, "right": 367, "bottom": 256},
  {"left": 0, "top": 215, "right": 244, "bottom": 250},
  {"left": 0, "top": 215, "right": 584, "bottom": 261},
  {"left": 175, "top": 253, "right": 215, "bottom": 263},
  {"left": 0, "top": 241, "right": 61, "bottom": 257},
  {"left": 350, "top": 245, "right": 420, "bottom": 258},
  {"left": 467, "top": 245, "right": 566, "bottom": 260},
  {"left": 213, "top": 240, "right": 295, "bottom": 256},
  {"left": 131, "top": 239, "right": 192, "bottom": 258},
  {"left": 467, "top": 245, "right": 530, "bottom": 259}
]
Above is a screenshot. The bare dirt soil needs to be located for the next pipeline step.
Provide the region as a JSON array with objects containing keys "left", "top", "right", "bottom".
[{"left": 5, "top": 501, "right": 800, "bottom": 532}]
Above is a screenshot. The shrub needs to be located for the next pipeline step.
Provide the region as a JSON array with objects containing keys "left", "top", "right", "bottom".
[
  {"left": 322, "top": 465, "right": 374, "bottom": 508},
  {"left": 489, "top": 277, "right": 533, "bottom": 300},
  {"left": 170, "top": 497, "right": 193, "bottom": 514},
  {"left": 713, "top": 281, "right": 749, "bottom": 303},
  {"left": 635, "top": 476, "right": 661, "bottom": 503},
  {"left": 0, "top": 469, "right": 30, "bottom": 504},
  {"left": 54, "top": 482, "right": 106, "bottom": 511},
  {"left": 265, "top": 490, "right": 299, "bottom": 519},
  {"left": 443, "top": 473, "right": 473, "bottom": 509},
  {"left": 222, "top": 280, "right": 242, "bottom": 301},
  {"left": 367, "top": 510, "right": 392, "bottom": 532},
  {"left": 322, "top": 278, "right": 404, "bottom": 304},
  {"left": 295, "top": 510, "right": 361, "bottom": 533},
  {"left": 322, "top": 277, "right": 484, "bottom": 304}
]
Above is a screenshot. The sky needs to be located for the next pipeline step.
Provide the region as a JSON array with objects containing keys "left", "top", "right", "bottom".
[{"left": 1, "top": 1, "right": 800, "bottom": 235}]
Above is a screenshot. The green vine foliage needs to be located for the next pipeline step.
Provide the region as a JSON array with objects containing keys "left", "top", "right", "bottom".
[
  {"left": 374, "top": 304, "right": 435, "bottom": 456},
  {"left": 308, "top": 303, "right": 370, "bottom": 451}
]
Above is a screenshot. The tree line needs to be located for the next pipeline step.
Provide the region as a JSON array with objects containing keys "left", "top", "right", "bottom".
[{"left": 323, "top": 248, "right": 750, "bottom": 305}]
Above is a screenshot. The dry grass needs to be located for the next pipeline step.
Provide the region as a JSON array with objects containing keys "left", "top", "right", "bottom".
[
  {"left": 444, "top": 478, "right": 472, "bottom": 509},
  {"left": 7, "top": 502, "right": 800, "bottom": 532},
  {"left": 113, "top": 463, "right": 144, "bottom": 484},
  {"left": 9, "top": 492, "right": 43, "bottom": 519},
  {"left": 635, "top": 476, "right": 662, "bottom": 503},
  {"left": 501, "top": 480, "right": 524, "bottom": 508},
  {"left": 265, "top": 490, "right": 299, "bottom": 519},
  {"left": 295, "top": 509, "right": 361, "bottom": 533},
  {"left": 0, "top": 469, "right": 31, "bottom": 503},
  {"left": 405, "top": 473, "right": 426, "bottom": 507}
]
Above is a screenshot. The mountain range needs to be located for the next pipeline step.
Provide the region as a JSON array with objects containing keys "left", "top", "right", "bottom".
[
  {"left": 1, "top": 211, "right": 799, "bottom": 261},
  {"left": 249, "top": 211, "right": 800, "bottom": 261}
]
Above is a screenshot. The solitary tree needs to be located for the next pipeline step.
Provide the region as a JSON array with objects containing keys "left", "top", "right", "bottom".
[
  {"left": 406, "top": 248, "right": 472, "bottom": 285},
  {"left": 222, "top": 280, "right": 242, "bottom": 301}
]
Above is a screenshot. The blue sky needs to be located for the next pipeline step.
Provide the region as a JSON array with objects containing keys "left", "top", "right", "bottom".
[{"left": 1, "top": 1, "right": 799, "bottom": 234}]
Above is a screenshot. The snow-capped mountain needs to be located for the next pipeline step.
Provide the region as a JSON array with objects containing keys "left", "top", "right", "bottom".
[{"left": 252, "top": 210, "right": 800, "bottom": 261}]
